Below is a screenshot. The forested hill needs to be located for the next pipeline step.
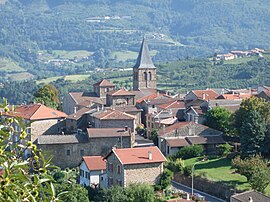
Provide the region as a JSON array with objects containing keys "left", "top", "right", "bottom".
[{"left": 0, "top": 0, "right": 270, "bottom": 80}]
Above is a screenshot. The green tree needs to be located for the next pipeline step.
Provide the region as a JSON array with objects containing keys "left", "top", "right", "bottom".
[
  {"left": 204, "top": 107, "right": 233, "bottom": 135},
  {"left": 240, "top": 110, "right": 267, "bottom": 157},
  {"left": 94, "top": 186, "right": 128, "bottom": 202},
  {"left": 125, "top": 183, "right": 156, "bottom": 202},
  {"left": 0, "top": 98, "right": 59, "bottom": 201},
  {"left": 217, "top": 143, "right": 231, "bottom": 156},
  {"left": 174, "top": 145, "right": 204, "bottom": 159},
  {"left": 55, "top": 183, "right": 89, "bottom": 202},
  {"left": 150, "top": 129, "right": 158, "bottom": 146},
  {"left": 232, "top": 155, "right": 270, "bottom": 193},
  {"left": 234, "top": 97, "right": 270, "bottom": 134},
  {"left": 34, "top": 84, "right": 60, "bottom": 109},
  {"left": 159, "top": 169, "right": 173, "bottom": 190}
]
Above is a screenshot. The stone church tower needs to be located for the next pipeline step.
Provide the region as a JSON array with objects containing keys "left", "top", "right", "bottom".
[{"left": 133, "top": 37, "right": 157, "bottom": 91}]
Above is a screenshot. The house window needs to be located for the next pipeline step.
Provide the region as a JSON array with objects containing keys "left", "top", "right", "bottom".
[
  {"left": 149, "top": 71, "right": 152, "bottom": 80},
  {"left": 144, "top": 72, "right": 147, "bottom": 80},
  {"left": 80, "top": 169, "right": 84, "bottom": 177},
  {"left": 108, "top": 163, "right": 113, "bottom": 172},
  {"left": 167, "top": 146, "right": 170, "bottom": 155},
  {"left": 108, "top": 177, "right": 113, "bottom": 187},
  {"left": 80, "top": 150, "right": 84, "bottom": 156},
  {"left": 117, "top": 165, "right": 121, "bottom": 174},
  {"left": 101, "top": 177, "right": 104, "bottom": 181},
  {"left": 66, "top": 149, "right": 71, "bottom": 156}
]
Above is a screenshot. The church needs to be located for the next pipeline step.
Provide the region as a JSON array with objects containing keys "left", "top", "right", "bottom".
[{"left": 63, "top": 37, "right": 158, "bottom": 115}]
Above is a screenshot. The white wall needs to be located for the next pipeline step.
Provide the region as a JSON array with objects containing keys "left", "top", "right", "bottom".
[{"left": 79, "top": 161, "right": 104, "bottom": 187}]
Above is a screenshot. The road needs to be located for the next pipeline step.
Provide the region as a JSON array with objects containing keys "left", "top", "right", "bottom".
[{"left": 171, "top": 181, "right": 226, "bottom": 202}]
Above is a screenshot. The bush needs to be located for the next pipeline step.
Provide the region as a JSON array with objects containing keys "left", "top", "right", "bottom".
[
  {"left": 174, "top": 145, "right": 204, "bottom": 159},
  {"left": 183, "top": 165, "right": 192, "bottom": 176},
  {"left": 166, "top": 158, "right": 185, "bottom": 173},
  {"left": 217, "top": 143, "right": 231, "bottom": 156},
  {"left": 159, "top": 169, "right": 174, "bottom": 190}
]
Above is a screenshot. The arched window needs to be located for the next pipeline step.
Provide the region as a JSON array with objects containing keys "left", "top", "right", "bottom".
[
  {"left": 144, "top": 72, "right": 147, "bottom": 80},
  {"left": 149, "top": 71, "right": 152, "bottom": 80}
]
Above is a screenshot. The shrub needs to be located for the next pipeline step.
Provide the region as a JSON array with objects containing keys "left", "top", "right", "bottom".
[
  {"left": 174, "top": 145, "right": 204, "bottom": 159},
  {"left": 183, "top": 165, "right": 192, "bottom": 176},
  {"left": 159, "top": 169, "right": 174, "bottom": 190},
  {"left": 217, "top": 143, "right": 231, "bottom": 156},
  {"left": 166, "top": 158, "right": 185, "bottom": 173}
]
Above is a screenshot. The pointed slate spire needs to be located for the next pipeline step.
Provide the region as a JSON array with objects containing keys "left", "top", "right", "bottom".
[{"left": 133, "top": 37, "right": 156, "bottom": 69}]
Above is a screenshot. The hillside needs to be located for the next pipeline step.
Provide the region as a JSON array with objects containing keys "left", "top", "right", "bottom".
[{"left": 0, "top": 0, "right": 270, "bottom": 81}]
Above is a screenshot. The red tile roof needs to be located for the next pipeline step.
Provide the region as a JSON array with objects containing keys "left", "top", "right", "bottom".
[
  {"left": 217, "top": 93, "right": 252, "bottom": 100},
  {"left": 82, "top": 156, "right": 106, "bottom": 171},
  {"left": 6, "top": 104, "right": 67, "bottom": 120},
  {"left": 107, "top": 89, "right": 135, "bottom": 96},
  {"left": 92, "top": 109, "right": 135, "bottom": 120},
  {"left": 93, "top": 79, "right": 115, "bottom": 87},
  {"left": 192, "top": 89, "right": 219, "bottom": 100},
  {"left": 158, "top": 100, "right": 185, "bottom": 109},
  {"left": 111, "top": 146, "right": 166, "bottom": 165}
]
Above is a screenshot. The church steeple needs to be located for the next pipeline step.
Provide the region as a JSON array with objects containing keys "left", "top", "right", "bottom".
[
  {"left": 134, "top": 37, "right": 155, "bottom": 69},
  {"left": 133, "top": 37, "right": 157, "bottom": 91}
]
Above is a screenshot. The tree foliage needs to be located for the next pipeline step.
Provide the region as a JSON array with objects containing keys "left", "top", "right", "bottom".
[
  {"left": 204, "top": 107, "right": 233, "bottom": 135},
  {"left": 174, "top": 145, "right": 204, "bottom": 160},
  {"left": 34, "top": 84, "right": 60, "bottom": 109},
  {"left": 239, "top": 110, "right": 267, "bottom": 157},
  {"left": 232, "top": 155, "right": 270, "bottom": 193},
  {"left": 159, "top": 169, "right": 174, "bottom": 190},
  {"left": 0, "top": 98, "right": 59, "bottom": 201}
]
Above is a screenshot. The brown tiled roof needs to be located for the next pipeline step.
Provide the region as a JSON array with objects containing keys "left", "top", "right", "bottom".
[
  {"left": 82, "top": 156, "right": 106, "bottom": 171},
  {"left": 192, "top": 89, "right": 219, "bottom": 100},
  {"left": 147, "top": 98, "right": 177, "bottom": 105},
  {"left": 112, "top": 106, "right": 143, "bottom": 113},
  {"left": 93, "top": 79, "right": 115, "bottom": 87},
  {"left": 87, "top": 128, "right": 130, "bottom": 138},
  {"left": 166, "top": 138, "right": 190, "bottom": 147},
  {"left": 106, "top": 89, "right": 135, "bottom": 96},
  {"left": 131, "top": 88, "right": 157, "bottom": 102},
  {"left": 92, "top": 109, "right": 135, "bottom": 120},
  {"left": 186, "top": 136, "right": 225, "bottom": 145},
  {"left": 158, "top": 100, "right": 185, "bottom": 109},
  {"left": 231, "top": 190, "right": 270, "bottom": 202},
  {"left": 69, "top": 92, "right": 106, "bottom": 106},
  {"left": 67, "top": 107, "right": 94, "bottom": 120},
  {"left": 109, "top": 146, "right": 166, "bottom": 165},
  {"left": 6, "top": 104, "right": 67, "bottom": 120}
]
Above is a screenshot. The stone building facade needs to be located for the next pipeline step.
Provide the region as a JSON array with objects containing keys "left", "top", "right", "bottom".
[
  {"left": 36, "top": 128, "right": 133, "bottom": 168},
  {"left": 105, "top": 146, "right": 165, "bottom": 188}
]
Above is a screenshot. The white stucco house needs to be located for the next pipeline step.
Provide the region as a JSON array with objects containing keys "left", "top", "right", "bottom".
[{"left": 79, "top": 156, "right": 107, "bottom": 188}]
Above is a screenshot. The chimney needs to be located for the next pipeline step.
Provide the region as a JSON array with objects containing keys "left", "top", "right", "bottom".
[
  {"left": 148, "top": 151, "right": 153, "bottom": 160},
  {"left": 97, "top": 105, "right": 100, "bottom": 111},
  {"left": 249, "top": 197, "right": 253, "bottom": 202},
  {"left": 74, "top": 106, "right": 77, "bottom": 114},
  {"left": 202, "top": 93, "right": 206, "bottom": 100}
]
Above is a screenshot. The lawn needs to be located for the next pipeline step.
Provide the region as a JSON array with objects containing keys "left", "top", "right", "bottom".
[
  {"left": 8, "top": 72, "right": 34, "bottom": 81},
  {"left": 112, "top": 50, "right": 158, "bottom": 62},
  {"left": 184, "top": 157, "right": 270, "bottom": 195},
  {"left": 0, "top": 58, "right": 25, "bottom": 73},
  {"left": 37, "top": 74, "right": 90, "bottom": 84},
  {"left": 38, "top": 50, "right": 93, "bottom": 61},
  {"left": 223, "top": 56, "right": 258, "bottom": 65}
]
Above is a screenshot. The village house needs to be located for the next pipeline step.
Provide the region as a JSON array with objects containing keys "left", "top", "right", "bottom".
[
  {"left": 231, "top": 190, "right": 270, "bottom": 202},
  {"left": 36, "top": 127, "right": 133, "bottom": 168},
  {"left": 257, "top": 86, "right": 270, "bottom": 102},
  {"left": 184, "top": 89, "right": 219, "bottom": 103},
  {"left": 158, "top": 122, "right": 224, "bottom": 156},
  {"left": 2, "top": 103, "right": 67, "bottom": 142},
  {"left": 105, "top": 146, "right": 166, "bottom": 188},
  {"left": 79, "top": 156, "right": 107, "bottom": 188}
]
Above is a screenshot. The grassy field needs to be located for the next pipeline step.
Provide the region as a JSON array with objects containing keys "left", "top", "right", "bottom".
[
  {"left": 223, "top": 56, "right": 258, "bottom": 65},
  {"left": 184, "top": 157, "right": 270, "bottom": 195},
  {"left": 37, "top": 74, "right": 90, "bottom": 84},
  {"left": 8, "top": 72, "right": 34, "bottom": 81},
  {"left": 112, "top": 50, "right": 158, "bottom": 62},
  {"left": 0, "top": 58, "right": 25, "bottom": 72},
  {"left": 38, "top": 50, "right": 93, "bottom": 61}
]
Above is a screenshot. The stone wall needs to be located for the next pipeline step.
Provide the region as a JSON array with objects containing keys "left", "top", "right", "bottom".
[
  {"left": 31, "top": 119, "right": 65, "bottom": 141},
  {"left": 173, "top": 173, "right": 238, "bottom": 201},
  {"left": 106, "top": 95, "right": 135, "bottom": 106},
  {"left": 38, "top": 135, "right": 132, "bottom": 169},
  {"left": 124, "top": 162, "right": 163, "bottom": 187},
  {"left": 106, "top": 153, "right": 124, "bottom": 187},
  {"left": 63, "top": 94, "right": 77, "bottom": 115},
  {"left": 94, "top": 118, "right": 135, "bottom": 132}
]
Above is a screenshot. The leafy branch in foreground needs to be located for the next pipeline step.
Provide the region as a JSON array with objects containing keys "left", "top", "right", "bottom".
[{"left": 0, "top": 98, "right": 61, "bottom": 201}]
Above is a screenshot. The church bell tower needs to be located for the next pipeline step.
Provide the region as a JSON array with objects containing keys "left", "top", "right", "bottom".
[{"left": 133, "top": 37, "right": 157, "bottom": 91}]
